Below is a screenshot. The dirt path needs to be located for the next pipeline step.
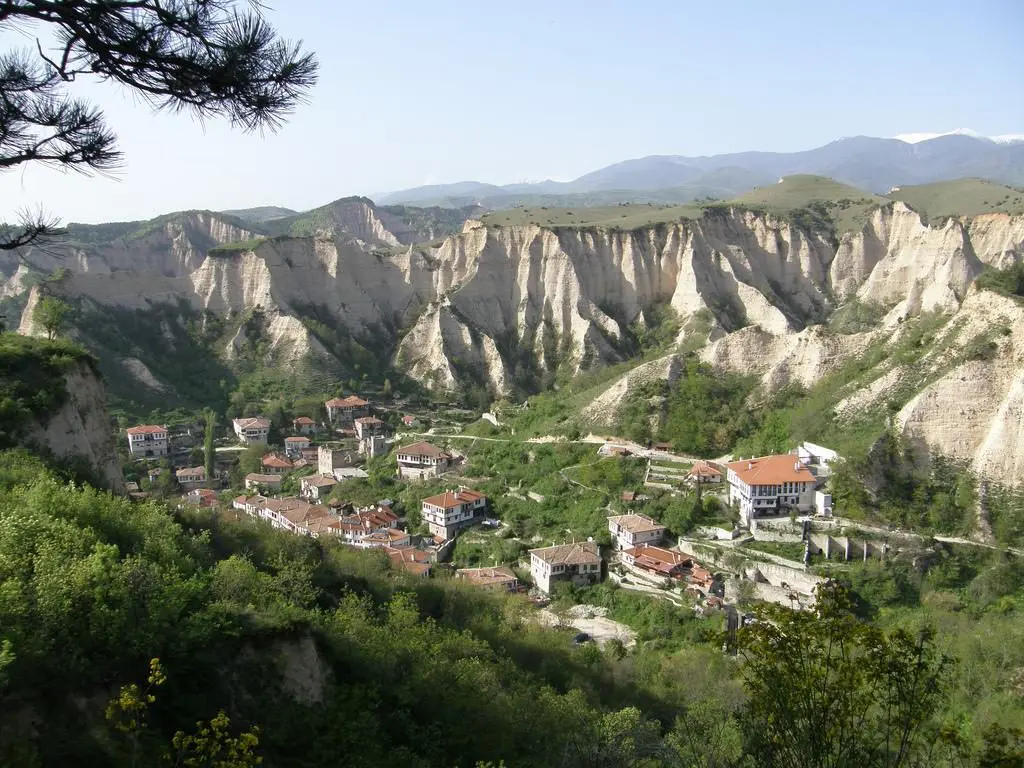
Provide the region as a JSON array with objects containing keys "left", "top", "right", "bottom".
[{"left": 538, "top": 606, "right": 637, "bottom": 648}]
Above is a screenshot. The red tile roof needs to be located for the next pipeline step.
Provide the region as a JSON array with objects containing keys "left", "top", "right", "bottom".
[
  {"left": 421, "top": 488, "right": 485, "bottom": 509},
  {"left": 126, "top": 425, "right": 166, "bottom": 435},
  {"left": 607, "top": 514, "right": 665, "bottom": 534},
  {"left": 326, "top": 396, "right": 368, "bottom": 408},
  {"left": 285, "top": 436, "right": 309, "bottom": 443},
  {"left": 355, "top": 416, "right": 384, "bottom": 425},
  {"left": 690, "top": 460, "right": 724, "bottom": 479},
  {"left": 529, "top": 541, "right": 601, "bottom": 566},
  {"left": 398, "top": 441, "right": 450, "bottom": 459},
  {"left": 302, "top": 475, "right": 337, "bottom": 488},
  {"left": 261, "top": 454, "right": 292, "bottom": 469},
  {"left": 457, "top": 566, "right": 518, "bottom": 587},
  {"left": 293, "top": 416, "right": 315, "bottom": 425},
  {"left": 623, "top": 545, "right": 691, "bottom": 576},
  {"left": 726, "top": 454, "right": 814, "bottom": 485}
]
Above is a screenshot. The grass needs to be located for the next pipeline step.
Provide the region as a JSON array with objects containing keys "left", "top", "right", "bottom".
[
  {"left": 743, "top": 539, "right": 807, "bottom": 562},
  {"left": 730, "top": 175, "right": 885, "bottom": 235},
  {"left": 480, "top": 202, "right": 709, "bottom": 230},
  {"left": 888, "top": 179, "right": 1024, "bottom": 222}
]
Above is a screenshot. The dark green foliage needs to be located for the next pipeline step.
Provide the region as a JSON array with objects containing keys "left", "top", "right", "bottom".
[
  {"left": 658, "top": 360, "right": 758, "bottom": 456},
  {"left": 737, "top": 582, "right": 951, "bottom": 768},
  {"left": 975, "top": 262, "right": 1024, "bottom": 300},
  {"left": 0, "top": 334, "right": 95, "bottom": 447}
]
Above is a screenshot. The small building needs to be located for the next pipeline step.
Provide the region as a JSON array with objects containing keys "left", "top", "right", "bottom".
[
  {"left": 386, "top": 546, "right": 432, "bottom": 578},
  {"left": 621, "top": 545, "right": 691, "bottom": 580},
  {"left": 354, "top": 416, "right": 386, "bottom": 441},
  {"left": 185, "top": 487, "right": 217, "bottom": 508},
  {"left": 245, "top": 473, "right": 283, "bottom": 491},
  {"left": 652, "top": 441, "right": 672, "bottom": 452},
  {"left": 292, "top": 416, "right": 317, "bottom": 435},
  {"left": 325, "top": 396, "right": 369, "bottom": 424},
  {"left": 318, "top": 445, "right": 354, "bottom": 477},
  {"left": 815, "top": 490, "right": 833, "bottom": 517},
  {"left": 362, "top": 528, "right": 412, "bottom": 549},
  {"left": 126, "top": 425, "right": 168, "bottom": 458},
  {"left": 688, "top": 460, "right": 724, "bottom": 485},
  {"left": 261, "top": 453, "right": 293, "bottom": 475},
  {"left": 359, "top": 434, "right": 388, "bottom": 458},
  {"left": 529, "top": 541, "right": 602, "bottom": 595},
  {"left": 599, "top": 444, "right": 632, "bottom": 457},
  {"left": 284, "top": 436, "right": 311, "bottom": 457},
  {"left": 456, "top": 566, "right": 520, "bottom": 592},
  {"left": 301, "top": 474, "right": 337, "bottom": 501},
  {"left": 796, "top": 442, "right": 839, "bottom": 476},
  {"left": 396, "top": 441, "right": 452, "bottom": 479},
  {"left": 621, "top": 490, "right": 636, "bottom": 504},
  {"left": 232, "top": 417, "right": 270, "bottom": 445},
  {"left": 607, "top": 514, "right": 666, "bottom": 550},
  {"left": 175, "top": 466, "right": 206, "bottom": 489},
  {"left": 726, "top": 454, "right": 816, "bottom": 526},
  {"left": 402, "top": 414, "right": 420, "bottom": 429},
  {"left": 420, "top": 486, "right": 487, "bottom": 540}
]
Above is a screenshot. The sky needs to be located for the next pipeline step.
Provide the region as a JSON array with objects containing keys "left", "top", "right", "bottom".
[{"left": 1, "top": 0, "right": 1022, "bottom": 224}]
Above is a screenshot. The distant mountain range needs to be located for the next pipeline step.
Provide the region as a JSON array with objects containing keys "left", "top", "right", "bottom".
[{"left": 377, "top": 133, "right": 1024, "bottom": 209}]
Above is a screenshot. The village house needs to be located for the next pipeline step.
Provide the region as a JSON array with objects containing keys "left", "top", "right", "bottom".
[
  {"left": 362, "top": 528, "right": 412, "bottom": 549},
  {"left": 795, "top": 442, "right": 840, "bottom": 478},
  {"left": 354, "top": 416, "right": 385, "bottom": 440},
  {"left": 261, "top": 453, "right": 293, "bottom": 475},
  {"left": 529, "top": 541, "right": 602, "bottom": 595},
  {"left": 456, "top": 566, "right": 520, "bottom": 592},
  {"left": 726, "top": 454, "right": 816, "bottom": 526},
  {"left": 175, "top": 466, "right": 206, "bottom": 489},
  {"left": 396, "top": 441, "right": 452, "bottom": 479},
  {"left": 245, "top": 473, "right": 283, "bottom": 492},
  {"left": 292, "top": 416, "right": 317, "bottom": 435},
  {"left": 607, "top": 514, "right": 666, "bottom": 550},
  {"left": 386, "top": 546, "right": 432, "bottom": 577},
  {"left": 318, "top": 445, "right": 355, "bottom": 478},
  {"left": 301, "top": 474, "right": 337, "bottom": 501},
  {"left": 420, "top": 487, "right": 487, "bottom": 540},
  {"left": 233, "top": 495, "right": 333, "bottom": 537},
  {"left": 232, "top": 417, "right": 270, "bottom": 445},
  {"left": 185, "top": 488, "right": 217, "bottom": 508},
  {"left": 359, "top": 435, "right": 388, "bottom": 458},
  {"left": 126, "top": 425, "right": 168, "bottom": 458},
  {"left": 335, "top": 505, "right": 400, "bottom": 547},
  {"left": 401, "top": 414, "right": 420, "bottom": 429},
  {"left": 284, "top": 436, "right": 310, "bottom": 457},
  {"left": 325, "top": 396, "right": 369, "bottom": 424},
  {"left": 621, "top": 544, "right": 692, "bottom": 580},
  {"left": 688, "top": 460, "right": 724, "bottom": 485}
]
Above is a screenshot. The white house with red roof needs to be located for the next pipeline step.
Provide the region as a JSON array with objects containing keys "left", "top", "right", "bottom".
[
  {"left": 126, "top": 425, "right": 168, "bottom": 458},
  {"left": 420, "top": 486, "right": 487, "bottom": 540},
  {"left": 292, "top": 416, "right": 317, "bottom": 435},
  {"left": 260, "top": 453, "right": 293, "bottom": 475},
  {"left": 325, "top": 395, "right": 369, "bottom": 423},
  {"left": 726, "top": 454, "right": 816, "bottom": 525}
]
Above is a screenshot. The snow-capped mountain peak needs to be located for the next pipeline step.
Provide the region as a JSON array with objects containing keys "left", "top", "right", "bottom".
[{"left": 893, "top": 129, "right": 1024, "bottom": 145}]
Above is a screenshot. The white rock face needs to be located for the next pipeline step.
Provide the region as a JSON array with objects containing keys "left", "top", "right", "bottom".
[
  {"left": 11, "top": 203, "right": 1024, "bottom": 485},
  {"left": 24, "top": 363, "right": 125, "bottom": 492}
]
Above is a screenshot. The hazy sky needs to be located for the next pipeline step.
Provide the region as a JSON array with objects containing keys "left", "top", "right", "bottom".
[{"left": 2, "top": 0, "right": 1022, "bottom": 223}]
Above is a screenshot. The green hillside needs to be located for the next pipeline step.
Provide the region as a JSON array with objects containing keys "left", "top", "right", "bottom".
[
  {"left": 888, "top": 178, "right": 1024, "bottom": 222},
  {"left": 729, "top": 175, "right": 886, "bottom": 234}
]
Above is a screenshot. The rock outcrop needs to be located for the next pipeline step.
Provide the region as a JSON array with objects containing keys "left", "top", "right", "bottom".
[{"left": 8, "top": 201, "right": 1024, "bottom": 485}]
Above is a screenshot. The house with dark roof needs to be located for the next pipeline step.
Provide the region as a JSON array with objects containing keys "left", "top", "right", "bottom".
[
  {"left": 397, "top": 441, "right": 452, "bottom": 479},
  {"left": 529, "top": 541, "right": 602, "bottom": 595}
]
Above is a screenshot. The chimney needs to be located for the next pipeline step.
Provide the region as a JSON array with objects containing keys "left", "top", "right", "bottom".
[{"left": 748, "top": 462, "right": 753, "bottom": 470}]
